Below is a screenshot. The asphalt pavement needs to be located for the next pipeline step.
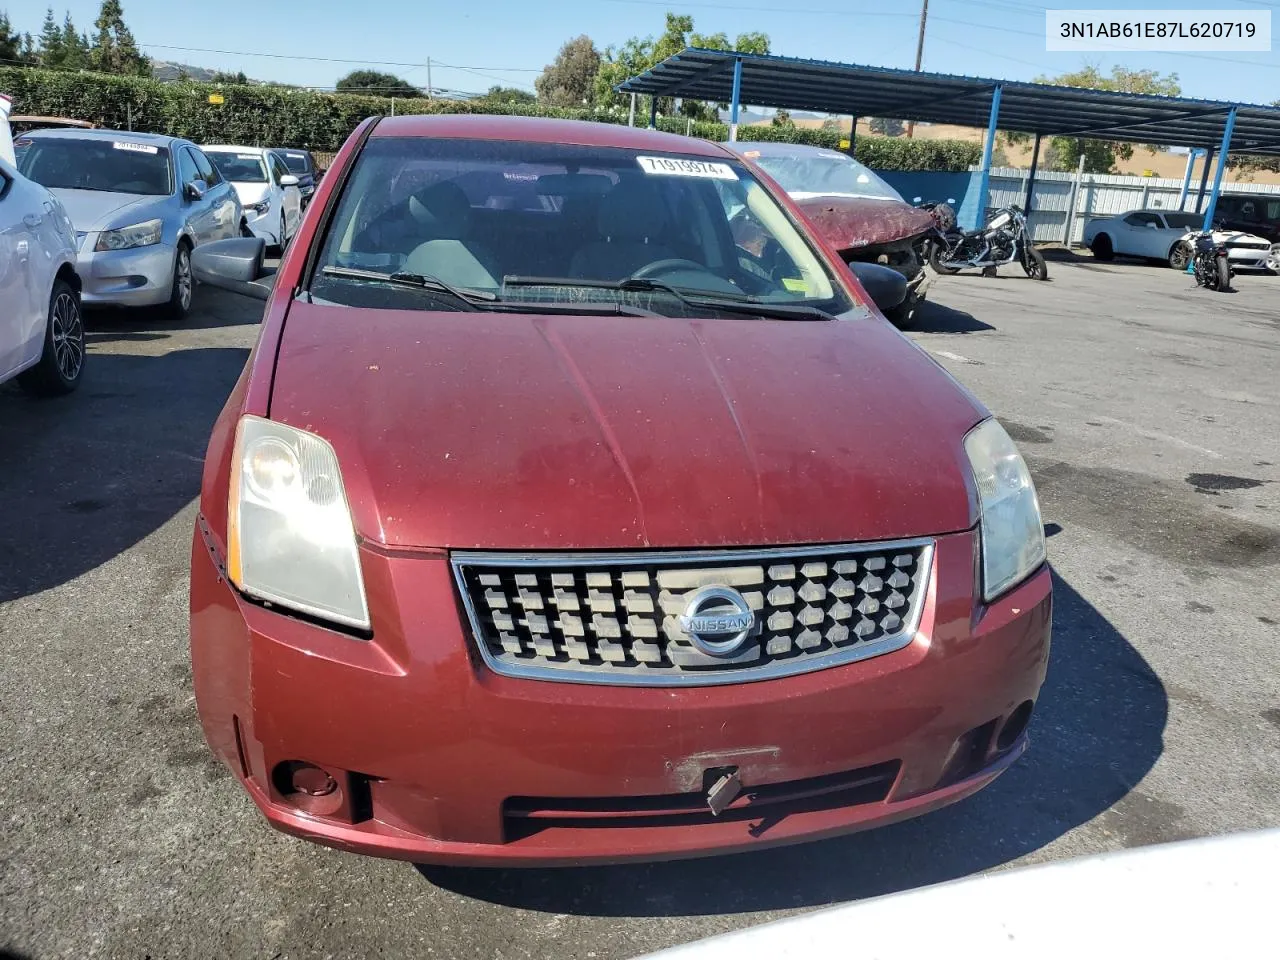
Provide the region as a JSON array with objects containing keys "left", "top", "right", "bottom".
[{"left": 2, "top": 255, "right": 1279, "bottom": 959}]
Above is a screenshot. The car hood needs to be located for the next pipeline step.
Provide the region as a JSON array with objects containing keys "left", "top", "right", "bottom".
[
  {"left": 270, "top": 303, "right": 987, "bottom": 550},
  {"left": 793, "top": 196, "right": 936, "bottom": 251},
  {"left": 1211, "top": 229, "right": 1270, "bottom": 245},
  {"left": 49, "top": 189, "right": 165, "bottom": 232}
]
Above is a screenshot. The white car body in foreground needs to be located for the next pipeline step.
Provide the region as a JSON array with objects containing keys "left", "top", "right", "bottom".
[
  {"left": 1083, "top": 208, "right": 1274, "bottom": 270},
  {"left": 203, "top": 145, "right": 302, "bottom": 248},
  {"left": 0, "top": 92, "right": 84, "bottom": 394},
  {"left": 638, "top": 829, "right": 1280, "bottom": 960}
]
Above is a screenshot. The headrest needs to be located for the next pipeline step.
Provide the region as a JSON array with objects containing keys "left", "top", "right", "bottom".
[
  {"left": 598, "top": 179, "right": 668, "bottom": 242},
  {"left": 408, "top": 181, "right": 472, "bottom": 237}
]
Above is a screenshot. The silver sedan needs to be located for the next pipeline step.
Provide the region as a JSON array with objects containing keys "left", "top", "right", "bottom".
[{"left": 14, "top": 129, "right": 243, "bottom": 320}]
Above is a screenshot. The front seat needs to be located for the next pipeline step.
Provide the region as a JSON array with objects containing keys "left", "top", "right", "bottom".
[
  {"left": 569, "top": 180, "right": 678, "bottom": 281},
  {"left": 402, "top": 181, "right": 500, "bottom": 290}
]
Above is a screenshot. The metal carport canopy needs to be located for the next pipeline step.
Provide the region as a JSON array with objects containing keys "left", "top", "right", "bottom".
[{"left": 616, "top": 48, "right": 1280, "bottom": 155}]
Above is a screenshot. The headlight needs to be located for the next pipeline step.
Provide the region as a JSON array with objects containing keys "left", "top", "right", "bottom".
[
  {"left": 964, "top": 418, "right": 1046, "bottom": 602},
  {"left": 227, "top": 416, "right": 370, "bottom": 631},
  {"left": 247, "top": 198, "right": 271, "bottom": 215},
  {"left": 94, "top": 218, "right": 163, "bottom": 251}
]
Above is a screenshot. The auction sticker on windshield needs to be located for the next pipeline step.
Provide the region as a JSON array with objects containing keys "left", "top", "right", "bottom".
[
  {"left": 637, "top": 156, "right": 738, "bottom": 180},
  {"left": 113, "top": 141, "right": 158, "bottom": 154}
]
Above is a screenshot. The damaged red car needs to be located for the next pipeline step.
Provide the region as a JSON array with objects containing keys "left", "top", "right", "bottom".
[
  {"left": 189, "top": 115, "right": 1051, "bottom": 867},
  {"left": 726, "top": 141, "right": 937, "bottom": 328}
]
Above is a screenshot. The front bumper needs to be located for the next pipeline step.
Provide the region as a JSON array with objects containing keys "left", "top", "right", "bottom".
[
  {"left": 191, "top": 524, "right": 1052, "bottom": 866},
  {"left": 242, "top": 208, "right": 280, "bottom": 245},
  {"left": 75, "top": 239, "right": 176, "bottom": 308},
  {"left": 1227, "top": 248, "right": 1272, "bottom": 270}
]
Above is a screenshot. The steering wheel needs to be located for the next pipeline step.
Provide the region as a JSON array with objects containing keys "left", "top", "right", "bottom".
[{"left": 629, "top": 258, "right": 716, "bottom": 280}]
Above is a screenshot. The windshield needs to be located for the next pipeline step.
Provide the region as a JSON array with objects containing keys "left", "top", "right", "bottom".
[
  {"left": 17, "top": 137, "right": 172, "bottom": 195},
  {"left": 1164, "top": 213, "right": 1204, "bottom": 230},
  {"left": 208, "top": 152, "right": 268, "bottom": 183},
  {"left": 746, "top": 149, "right": 903, "bottom": 202},
  {"left": 312, "top": 137, "right": 851, "bottom": 317},
  {"left": 279, "top": 152, "right": 311, "bottom": 174}
]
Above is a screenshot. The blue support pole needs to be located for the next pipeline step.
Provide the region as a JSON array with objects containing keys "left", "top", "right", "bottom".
[
  {"left": 1201, "top": 106, "right": 1238, "bottom": 232},
  {"left": 1178, "top": 149, "right": 1200, "bottom": 210},
  {"left": 728, "top": 57, "right": 743, "bottom": 142},
  {"left": 1195, "top": 146, "right": 1215, "bottom": 213},
  {"left": 648, "top": 95, "right": 657, "bottom": 130},
  {"left": 971, "top": 84, "right": 1002, "bottom": 231}
]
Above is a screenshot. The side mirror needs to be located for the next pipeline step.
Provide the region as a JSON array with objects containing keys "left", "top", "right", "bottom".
[
  {"left": 848, "top": 261, "right": 908, "bottom": 315},
  {"left": 185, "top": 179, "right": 207, "bottom": 201},
  {"left": 191, "top": 237, "right": 277, "bottom": 301},
  {"left": 279, "top": 174, "right": 300, "bottom": 187}
]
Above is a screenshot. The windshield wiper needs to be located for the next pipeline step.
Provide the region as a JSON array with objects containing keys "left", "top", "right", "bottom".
[
  {"left": 320, "top": 266, "right": 497, "bottom": 310},
  {"left": 504, "top": 275, "right": 837, "bottom": 322}
]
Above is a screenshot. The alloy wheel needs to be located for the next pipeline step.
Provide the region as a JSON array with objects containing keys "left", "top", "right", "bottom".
[
  {"left": 177, "top": 249, "right": 193, "bottom": 311},
  {"left": 51, "top": 291, "right": 84, "bottom": 382}
]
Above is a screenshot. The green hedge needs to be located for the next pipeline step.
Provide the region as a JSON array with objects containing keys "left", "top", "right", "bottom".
[{"left": 0, "top": 66, "right": 981, "bottom": 172}]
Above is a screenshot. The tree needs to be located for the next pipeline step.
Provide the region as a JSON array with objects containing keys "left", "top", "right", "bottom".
[
  {"left": 210, "top": 69, "right": 249, "bottom": 85},
  {"left": 90, "top": 0, "right": 150, "bottom": 76},
  {"left": 36, "top": 8, "right": 64, "bottom": 67},
  {"left": 0, "top": 10, "right": 22, "bottom": 65},
  {"left": 335, "top": 69, "right": 420, "bottom": 98},
  {"left": 536, "top": 35, "right": 600, "bottom": 108},
  {"left": 593, "top": 14, "right": 769, "bottom": 120},
  {"left": 771, "top": 109, "right": 794, "bottom": 129},
  {"left": 60, "top": 14, "right": 89, "bottom": 71},
  {"left": 869, "top": 117, "right": 904, "bottom": 137},
  {"left": 482, "top": 85, "right": 536, "bottom": 104},
  {"left": 1004, "top": 65, "right": 1180, "bottom": 173}
]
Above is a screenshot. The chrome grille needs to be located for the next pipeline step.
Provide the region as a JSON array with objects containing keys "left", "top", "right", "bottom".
[{"left": 452, "top": 540, "right": 933, "bottom": 686}]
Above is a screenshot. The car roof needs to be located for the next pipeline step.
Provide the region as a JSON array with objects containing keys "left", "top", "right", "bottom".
[
  {"left": 22, "top": 127, "right": 183, "bottom": 146},
  {"left": 203, "top": 144, "right": 267, "bottom": 154},
  {"left": 369, "top": 114, "right": 730, "bottom": 158}
]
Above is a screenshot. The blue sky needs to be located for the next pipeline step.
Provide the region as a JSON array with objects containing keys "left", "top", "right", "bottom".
[{"left": 17, "top": 0, "right": 1280, "bottom": 105}]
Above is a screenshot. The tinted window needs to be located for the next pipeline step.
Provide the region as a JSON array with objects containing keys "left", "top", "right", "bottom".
[
  {"left": 1163, "top": 213, "right": 1203, "bottom": 230},
  {"left": 270, "top": 154, "right": 290, "bottom": 183},
  {"left": 191, "top": 148, "right": 221, "bottom": 186},
  {"left": 1124, "top": 212, "right": 1161, "bottom": 226},
  {"left": 208, "top": 152, "right": 268, "bottom": 183},
  {"left": 312, "top": 136, "right": 850, "bottom": 316},
  {"left": 18, "top": 137, "right": 172, "bottom": 196},
  {"left": 280, "top": 151, "right": 312, "bottom": 174},
  {"left": 177, "top": 148, "right": 200, "bottom": 188}
]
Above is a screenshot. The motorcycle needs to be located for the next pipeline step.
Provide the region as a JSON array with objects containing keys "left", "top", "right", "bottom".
[
  {"left": 1185, "top": 230, "right": 1233, "bottom": 292},
  {"left": 924, "top": 203, "right": 1048, "bottom": 281}
]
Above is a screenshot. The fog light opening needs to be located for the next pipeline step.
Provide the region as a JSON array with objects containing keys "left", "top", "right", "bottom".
[
  {"left": 997, "top": 700, "right": 1034, "bottom": 752},
  {"left": 272, "top": 762, "right": 340, "bottom": 808}
]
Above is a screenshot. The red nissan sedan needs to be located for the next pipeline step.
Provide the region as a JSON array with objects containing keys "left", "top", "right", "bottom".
[{"left": 189, "top": 115, "right": 1051, "bottom": 867}]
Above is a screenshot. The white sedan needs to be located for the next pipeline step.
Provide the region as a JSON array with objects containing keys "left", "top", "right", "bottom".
[
  {"left": 1083, "top": 208, "right": 1274, "bottom": 271},
  {"left": 203, "top": 145, "right": 302, "bottom": 251},
  {"left": 0, "top": 92, "right": 84, "bottom": 395}
]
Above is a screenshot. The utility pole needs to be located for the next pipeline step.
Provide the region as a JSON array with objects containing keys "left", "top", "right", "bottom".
[
  {"left": 426, "top": 57, "right": 433, "bottom": 101},
  {"left": 905, "top": 0, "right": 928, "bottom": 139}
]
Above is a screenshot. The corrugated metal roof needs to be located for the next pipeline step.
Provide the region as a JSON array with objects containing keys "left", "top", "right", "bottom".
[{"left": 618, "top": 49, "right": 1280, "bottom": 156}]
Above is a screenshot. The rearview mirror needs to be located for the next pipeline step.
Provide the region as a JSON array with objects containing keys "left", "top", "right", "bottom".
[
  {"left": 912, "top": 196, "right": 923, "bottom": 204},
  {"left": 184, "top": 179, "right": 207, "bottom": 201},
  {"left": 279, "top": 174, "right": 300, "bottom": 187},
  {"left": 1146, "top": 222, "right": 1159, "bottom": 230},
  {"left": 848, "top": 262, "right": 908, "bottom": 315},
  {"left": 191, "top": 237, "right": 277, "bottom": 301}
]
